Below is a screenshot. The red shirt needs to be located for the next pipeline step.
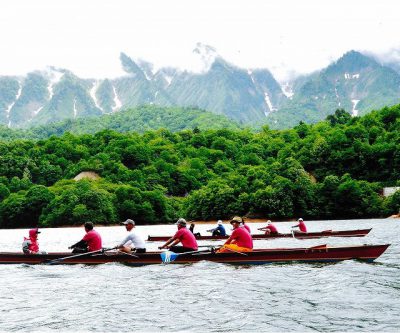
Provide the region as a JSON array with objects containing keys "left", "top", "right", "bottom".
[
  {"left": 82, "top": 230, "right": 102, "bottom": 251},
  {"left": 266, "top": 224, "right": 278, "bottom": 233},
  {"left": 295, "top": 221, "right": 307, "bottom": 232},
  {"left": 174, "top": 228, "right": 198, "bottom": 250},
  {"left": 231, "top": 227, "right": 253, "bottom": 249}
]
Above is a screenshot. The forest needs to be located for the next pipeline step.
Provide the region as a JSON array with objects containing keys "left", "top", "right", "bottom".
[{"left": 0, "top": 104, "right": 399, "bottom": 228}]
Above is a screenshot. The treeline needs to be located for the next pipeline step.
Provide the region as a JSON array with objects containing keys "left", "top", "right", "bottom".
[
  {"left": 0, "top": 105, "right": 399, "bottom": 228},
  {"left": 0, "top": 105, "right": 242, "bottom": 140}
]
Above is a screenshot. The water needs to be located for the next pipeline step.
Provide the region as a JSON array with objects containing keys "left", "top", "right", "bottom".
[{"left": 0, "top": 219, "right": 399, "bottom": 332}]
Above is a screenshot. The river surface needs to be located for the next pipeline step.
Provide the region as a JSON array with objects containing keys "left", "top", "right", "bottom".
[{"left": 0, "top": 218, "right": 399, "bottom": 332}]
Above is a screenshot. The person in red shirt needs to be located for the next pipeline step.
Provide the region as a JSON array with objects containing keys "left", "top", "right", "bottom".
[
  {"left": 22, "top": 228, "right": 41, "bottom": 254},
  {"left": 218, "top": 216, "right": 253, "bottom": 253},
  {"left": 292, "top": 218, "right": 307, "bottom": 232},
  {"left": 158, "top": 218, "right": 198, "bottom": 253},
  {"left": 69, "top": 222, "right": 102, "bottom": 253},
  {"left": 258, "top": 220, "right": 279, "bottom": 235}
]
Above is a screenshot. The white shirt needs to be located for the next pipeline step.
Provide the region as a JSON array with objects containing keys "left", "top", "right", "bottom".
[{"left": 119, "top": 230, "right": 146, "bottom": 249}]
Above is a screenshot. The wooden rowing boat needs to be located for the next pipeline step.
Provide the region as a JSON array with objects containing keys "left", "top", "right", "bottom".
[
  {"left": 0, "top": 244, "right": 389, "bottom": 265},
  {"left": 147, "top": 228, "right": 372, "bottom": 241}
]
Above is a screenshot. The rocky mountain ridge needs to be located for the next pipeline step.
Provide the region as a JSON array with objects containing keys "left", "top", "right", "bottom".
[{"left": 1, "top": 47, "right": 399, "bottom": 129}]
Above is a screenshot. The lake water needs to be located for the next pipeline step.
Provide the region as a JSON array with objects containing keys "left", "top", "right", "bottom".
[{"left": 0, "top": 218, "right": 399, "bottom": 332}]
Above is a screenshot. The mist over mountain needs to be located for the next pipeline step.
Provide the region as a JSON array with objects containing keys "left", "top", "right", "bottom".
[{"left": 1, "top": 45, "right": 399, "bottom": 129}]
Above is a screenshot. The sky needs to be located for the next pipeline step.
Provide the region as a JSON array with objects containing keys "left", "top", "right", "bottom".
[{"left": 1, "top": 0, "right": 399, "bottom": 81}]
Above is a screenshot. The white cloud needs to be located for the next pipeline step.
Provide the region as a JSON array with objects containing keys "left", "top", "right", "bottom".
[{"left": 0, "top": 0, "right": 399, "bottom": 81}]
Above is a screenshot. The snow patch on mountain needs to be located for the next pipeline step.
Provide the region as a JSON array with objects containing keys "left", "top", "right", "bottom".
[
  {"left": 5, "top": 81, "right": 22, "bottom": 127},
  {"left": 334, "top": 86, "right": 341, "bottom": 107},
  {"left": 73, "top": 99, "right": 77, "bottom": 118},
  {"left": 351, "top": 99, "right": 360, "bottom": 116},
  {"left": 281, "top": 82, "right": 294, "bottom": 99},
  {"left": 112, "top": 86, "right": 122, "bottom": 112},
  {"left": 264, "top": 92, "right": 277, "bottom": 114},
  {"left": 344, "top": 73, "right": 360, "bottom": 79},
  {"left": 90, "top": 81, "right": 104, "bottom": 112},
  {"left": 34, "top": 106, "right": 44, "bottom": 115},
  {"left": 47, "top": 70, "right": 64, "bottom": 100}
]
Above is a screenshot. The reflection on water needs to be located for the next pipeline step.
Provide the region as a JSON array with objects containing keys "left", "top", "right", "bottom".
[{"left": 0, "top": 219, "right": 399, "bottom": 332}]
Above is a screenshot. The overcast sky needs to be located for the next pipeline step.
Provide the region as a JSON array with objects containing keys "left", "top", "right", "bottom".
[{"left": 1, "top": 0, "right": 399, "bottom": 81}]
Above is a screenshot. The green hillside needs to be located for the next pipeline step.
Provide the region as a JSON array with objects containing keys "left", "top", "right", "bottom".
[{"left": 0, "top": 103, "right": 399, "bottom": 228}]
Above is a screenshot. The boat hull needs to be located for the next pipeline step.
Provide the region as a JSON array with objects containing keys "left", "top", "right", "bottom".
[
  {"left": 0, "top": 244, "right": 389, "bottom": 265},
  {"left": 147, "top": 228, "right": 372, "bottom": 241}
]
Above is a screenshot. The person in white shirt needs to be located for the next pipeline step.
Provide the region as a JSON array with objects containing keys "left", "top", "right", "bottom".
[{"left": 117, "top": 219, "right": 146, "bottom": 253}]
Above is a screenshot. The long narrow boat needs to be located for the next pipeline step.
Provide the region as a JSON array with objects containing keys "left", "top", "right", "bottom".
[
  {"left": 0, "top": 244, "right": 389, "bottom": 265},
  {"left": 147, "top": 228, "right": 372, "bottom": 241}
]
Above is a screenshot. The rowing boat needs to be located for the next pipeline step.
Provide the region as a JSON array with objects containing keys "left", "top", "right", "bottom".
[
  {"left": 0, "top": 244, "right": 389, "bottom": 265},
  {"left": 147, "top": 228, "right": 372, "bottom": 241}
]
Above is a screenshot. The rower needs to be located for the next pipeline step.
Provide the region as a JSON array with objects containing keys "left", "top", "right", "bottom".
[
  {"left": 241, "top": 217, "right": 251, "bottom": 234},
  {"left": 207, "top": 220, "right": 226, "bottom": 236},
  {"left": 291, "top": 218, "right": 307, "bottom": 232},
  {"left": 217, "top": 216, "right": 253, "bottom": 253},
  {"left": 22, "top": 228, "right": 41, "bottom": 254},
  {"left": 69, "top": 222, "right": 102, "bottom": 253},
  {"left": 258, "top": 220, "right": 278, "bottom": 235},
  {"left": 117, "top": 219, "right": 146, "bottom": 253},
  {"left": 158, "top": 218, "right": 198, "bottom": 253}
]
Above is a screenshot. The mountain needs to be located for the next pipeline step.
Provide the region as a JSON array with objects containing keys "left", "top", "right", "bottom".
[
  {"left": 1, "top": 47, "right": 400, "bottom": 129},
  {"left": 268, "top": 51, "right": 400, "bottom": 128}
]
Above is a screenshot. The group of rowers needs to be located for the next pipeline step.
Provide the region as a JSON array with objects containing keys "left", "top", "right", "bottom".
[{"left": 21, "top": 217, "right": 307, "bottom": 255}]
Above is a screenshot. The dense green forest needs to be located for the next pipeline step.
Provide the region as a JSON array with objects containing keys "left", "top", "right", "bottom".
[
  {"left": 0, "top": 104, "right": 399, "bottom": 228},
  {"left": 0, "top": 105, "right": 242, "bottom": 141}
]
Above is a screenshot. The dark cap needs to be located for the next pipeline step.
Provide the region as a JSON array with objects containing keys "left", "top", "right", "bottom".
[{"left": 122, "top": 219, "right": 135, "bottom": 225}]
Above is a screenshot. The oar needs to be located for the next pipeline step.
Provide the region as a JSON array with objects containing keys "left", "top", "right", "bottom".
[
  {"left": 160, "top": 249, "right": 210, "bottom": 263},
  {"left": 43, "top": 247, "right": 117, "bottom": 265}
]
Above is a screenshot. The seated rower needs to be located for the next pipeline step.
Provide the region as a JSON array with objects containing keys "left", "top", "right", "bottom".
[
  {"left": 258, "top": 220, "right": 278, "bottom": 235},
  {"left": 207, "top": 220, "right": 226, "bottom": 236},
  {"left": 158, "top": 218, "right": 198, "bottom": 253},
  {"left": 189, "top": 223, "right": 201, "bottom": 237},
  {"left": 22, "top": 228, "right": 41, "bottom": 254},
  {"left": 291, "top": 218, "right": 307, "bottom": 232},
  {"left": 217, "top": 216, "right": 253, "bottom": 253},
  {"left": 117, "top": 219, "right": 146, "bottom": 253},
  {"left": 69, "top": 222, "right": 102, "bottom": 253}
]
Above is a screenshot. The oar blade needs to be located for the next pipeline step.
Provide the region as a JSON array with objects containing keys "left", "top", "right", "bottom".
[{"left": 160, "top": 251, "right": 179, "bottom": 263}]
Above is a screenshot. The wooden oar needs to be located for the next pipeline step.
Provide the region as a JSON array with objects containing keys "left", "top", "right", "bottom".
[{"left": 43, "top": 247, "right": 117, "bottom": 265}]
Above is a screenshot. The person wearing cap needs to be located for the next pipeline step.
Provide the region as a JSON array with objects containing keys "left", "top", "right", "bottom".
[
  {"left": 117, "top": 219, "right": 146, "bottom": 253},
  {"left": 158, "top": 218, "right": 198, "bottom": 253},
  {"left": 258, "top": 220, "right": 279, "bottom": 235},
  {"left": 22, "top": 228, "right": 41, "bottom": 254},
  {"left": 207, "top": 220, "right": 226, "bottom": 236},
  {"left": 291, "top": 218, "right": 307, "bottom": 232},
  {"left": 69, "top": 222, "right": 102, "bottom": 253},
  {"left": 217, "top": 216, "right": 253, "bottom": 253}
]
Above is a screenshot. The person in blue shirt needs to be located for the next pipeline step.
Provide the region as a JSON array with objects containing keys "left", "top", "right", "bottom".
[{"left": 207, "top": 220, "right": 226, "bottom": 236}]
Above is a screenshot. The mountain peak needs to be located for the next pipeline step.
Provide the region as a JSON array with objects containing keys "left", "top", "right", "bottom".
[
  {"left": 192, "top": 43, "right": 219, "bottom": 72},
  {"left": 327, "top": 50, "right": 379, "bottom": 74},
  {"left": 119, "top": 52, "right": 145, "bottom": 78}
]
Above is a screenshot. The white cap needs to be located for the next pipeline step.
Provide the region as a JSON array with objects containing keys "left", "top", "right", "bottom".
[
  {"left": 122, "top": 219, "right": 135, "bottom": 225},
  {"left": 298, "top": 218, "right": 303, "bottom": 221},
  {"left": 217, "top": 220, "right": 223, "bottom": 225},
  {"left": 267, "top": 220, "right": 272, "bottom": 224}
]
